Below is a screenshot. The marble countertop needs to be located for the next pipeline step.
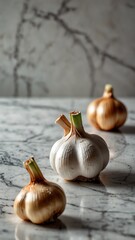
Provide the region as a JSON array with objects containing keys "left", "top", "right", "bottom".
[{"left": 0, "top": 98, "right": 135, "bottom": 240}]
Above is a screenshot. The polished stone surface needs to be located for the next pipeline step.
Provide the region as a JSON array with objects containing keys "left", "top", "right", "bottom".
[
  {"left": 0, "top": 98, "right": 135, "bottom": 240},
  {"left": 0, "top": 0, "right": 135, "bottom": 97}
]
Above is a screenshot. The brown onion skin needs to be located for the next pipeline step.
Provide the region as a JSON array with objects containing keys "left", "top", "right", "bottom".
[{"left": 87, "top": 85, "right": 127, "bottom": 131}]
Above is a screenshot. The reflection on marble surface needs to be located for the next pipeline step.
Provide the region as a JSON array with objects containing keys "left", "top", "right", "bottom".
[{"left": 0, "top": 98, "right": 135, "bottom": 240}]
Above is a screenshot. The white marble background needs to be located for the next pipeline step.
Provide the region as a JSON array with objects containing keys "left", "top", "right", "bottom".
[{"left": 0, "top": 0, "right": 135, "bottom": 97}]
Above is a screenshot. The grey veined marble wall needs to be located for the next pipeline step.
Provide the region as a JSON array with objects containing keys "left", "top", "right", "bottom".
[{"left": 0, "top": 0, "right": 135, "bottom": 97}]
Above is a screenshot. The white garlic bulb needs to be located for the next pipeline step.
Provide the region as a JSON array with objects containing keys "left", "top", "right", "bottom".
[{"left": 50, "top": 112, "right": 109, "bottom": 181}]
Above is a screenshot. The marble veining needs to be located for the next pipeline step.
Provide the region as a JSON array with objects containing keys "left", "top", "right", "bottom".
[
  {"left": 0, "top": 0, "right": 135, "bottom": 97},
  {"left": 0, "top": 98, "right": 135, "bottom": 240}
]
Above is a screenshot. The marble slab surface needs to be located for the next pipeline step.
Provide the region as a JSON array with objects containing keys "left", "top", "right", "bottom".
[{"left": 0, "top": 98, "right": 135, "bottom": 240}]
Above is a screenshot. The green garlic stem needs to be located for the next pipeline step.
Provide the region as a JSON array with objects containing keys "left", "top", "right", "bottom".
[
  {"left": 70, "top": 111, "right": 84, "bottom": 134},
  {"left": 24, "top": 157, "right": 44, "bottom": 182}
]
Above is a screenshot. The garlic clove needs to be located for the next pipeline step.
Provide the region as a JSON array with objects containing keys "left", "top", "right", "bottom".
[
  {"left": 50, "top": 138, "right": 65, "bottom": 172},
  {"left": 115, "top": 100, "right": 127, "bottom": 128},
  {"left": 54, "top": 136, "right": 81, "bottom": 180},
  {"left": 87, "top": 98, "right": 102, "bottom": 129},
  {"left": 14, "top": 157, "right": 66, "bottom": 224},
  {"left": 77, "top": 138, "right": 103, "bottom": 179},
  {"left": 14, "top": 190, "right": 28, "bottom": 221},
  {"left": 96, "top": 99, "right": 117, "bottom": 130},
  {"left": 90, "top": 134, "right": 109, "bottom": 169}
]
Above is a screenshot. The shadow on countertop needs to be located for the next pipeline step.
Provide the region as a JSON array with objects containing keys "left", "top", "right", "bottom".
[
  {"left": 100, "top": 170, "right": 135, "bottom": 187},
  {"left": 120, "top": 125, "right": 135, "bottom": 134}
]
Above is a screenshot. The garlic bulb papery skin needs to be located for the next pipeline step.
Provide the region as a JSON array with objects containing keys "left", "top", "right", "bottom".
[
  {"left": 87, "top": 84, "right": 127, "bottom": 131},
  {"left": 14, "top": 157, "right": 66, "bottom": 224},
  {"left": 50, "top": 112, "right": 109, "bottom": 181}
]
